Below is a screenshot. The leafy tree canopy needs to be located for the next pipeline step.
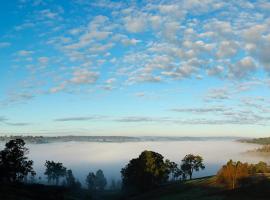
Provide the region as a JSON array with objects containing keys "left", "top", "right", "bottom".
[
  {"left": 180, "top": 154, "right": 205, "bottom": 180},
  {"left": 44, "top": 160, "right": 66, "bottom": 185},
  {"left": 86, "top": 169, "right": 107, "bottom": 191},
  {"left": 0, "top": 139, "right": 35, "bottom": 183},
  {"left": 121, "top": 150, "right": 170, "bottom": 192}
]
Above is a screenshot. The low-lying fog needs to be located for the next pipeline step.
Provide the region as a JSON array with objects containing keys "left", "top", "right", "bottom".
[{"left": 18, "top": 139, "right": 269, "bottom": 185}]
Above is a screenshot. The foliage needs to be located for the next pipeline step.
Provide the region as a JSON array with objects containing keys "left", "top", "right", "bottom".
[
  {"left": 44, "top": 161, "right": 67, "bottom": 185},
  {"left": 95, "top": 169, "right": 107, "bottom": 190},
  {"left": 0, "top": 139, "right": 35, "bottom": 183},
  {"left": 180, "top": 154, "right": 205, "bottom": 180},
  {"left": 86, "top": 169, "right": 107, "bottom": 191},
  {"left": 217, "top": 160, "right": 270, "bottom": 189},
  {"left": 86, "top": 172, "right": 96, "bottom": 191},
  {"left": 248, "top": 161, "right": 269, "bottom": 175},
  {"left": 121, "top": 150, "right": 171, "bottom": 192},
  {"left": 165, "top": 159, "right": 180, "bottom": 180},
  {"left": 65, "top": 169, "right": 81, "bottom": 189},
  {"left": 217, "top": 160, "right": 249, "bottom": 189}
]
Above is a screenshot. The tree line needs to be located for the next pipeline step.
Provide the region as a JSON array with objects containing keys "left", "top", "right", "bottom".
[
  {"left": 1, "top": 138, "right": 268, "bottom": 195},
  {"left": 0, "top": 139, "right": 109, "bottom": 192},
  {"left": 0, "top": 139, "right": 205, "bottom": 192},
  {"left": 217, "top": 159, "right": 270, "bottom": 189}
]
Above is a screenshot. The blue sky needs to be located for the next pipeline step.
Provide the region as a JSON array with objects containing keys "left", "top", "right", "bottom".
[{"left": 1, "top": 0, "right": 270, "bottom": 137}]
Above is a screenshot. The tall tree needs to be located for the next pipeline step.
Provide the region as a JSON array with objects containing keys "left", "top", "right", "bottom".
[
  {"left": 217, "top": 160, "right": 249, "bottom": 189},
  {"left": 165, "top": 159, "right": 180, "bottom": 180},
  {"left": 44, "top": 160, "right": 66, "bottom": 185},
  {"left": 95, "top": 169, "right": 107, "bottom": 191},
  {"left": 180, "top": 154, "right": 205, "bottom": 180},
  {"left": 86, "top": 172, "right": 97, "bottom": 191},
  {"left": 66, "top": 169, "right": 81, "bottom": 189},
  {"left": 121, "top": 150, "right": 170, "bottom": 192},
  {"left": 86, "top": 170, "right": 107, "bottom": 191},
  {"left": 0, "top": 139, "right": 35, "bottom": 183},
  {"left": 65, "top": 169, "right": 75, "bottom": 186}
]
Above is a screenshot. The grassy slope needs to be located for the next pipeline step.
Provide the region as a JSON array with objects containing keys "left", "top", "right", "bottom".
[{"left": 127, "top": 176, "right": 270, "bottom": 200}]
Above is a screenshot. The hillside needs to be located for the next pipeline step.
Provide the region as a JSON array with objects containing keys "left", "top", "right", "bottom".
[
  {"left": 239, "top": 137, "right": 270, "bottom": 145},
  {"left": 0, "top": 136, "right": 241, "bottom": 144},
  {"left": 126, "top": 176, "right": 270, "bottom": 200},
  {"left": 1, "top": 175, "right": 270, "bottom": 200}
]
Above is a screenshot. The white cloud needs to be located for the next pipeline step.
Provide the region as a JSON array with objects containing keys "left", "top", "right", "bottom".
[
  {"left": 17, "top": 50, "right": 34, "bottom": 56},
  {"left": 207, "top": 66, "right": 224, "bottom": 76},
  {"left": 216, "top": 41, "right": 239, "bottom": 58},
  {"left": 121, "top": 38, "right": 141, "bottom": 46},
  {"left": 229, "top": 56, "right": 257, "bottom": 78},
  {"left": 124, "top": 16, "right": 146, "bottom": 33},
  {"left": 70, "top": 68, "right": 99, "bottom": 84}
]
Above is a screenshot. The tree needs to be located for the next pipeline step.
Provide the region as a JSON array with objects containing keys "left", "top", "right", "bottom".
[
  {"left": 0, "top": 139, "right": 35, "bottom": 183},
  {"left": 121, "top": 150, "right": 170, "bottom": 192},
  {"left": 65, "top": 169, "right": 81, "bottom": 189},
  {"left": 217, "top": 160, "right": 249, "bottom": 189},
  {"left": 86, "top": 169, "right": 107, "bottom": 191},
  {"left": 86, "top": 172, "right": 96, "bottom": 191},
  {"left": 110, "top": 179, "right": 116, "bottom": 190},
  {"left": 180, "top": 154, "right": 205, "bottom": 180},
  {"left": 95, "top": 169, "right": 107, "bottom": 191},
  {"left": 44, "top": 160, "right": 66, "bottom": 185},
  {"left": 165, "top": 159, "right": 180, "bottom": 180},
  {"left": 254, "top": 161, "right": 268, "bottom": 173}
]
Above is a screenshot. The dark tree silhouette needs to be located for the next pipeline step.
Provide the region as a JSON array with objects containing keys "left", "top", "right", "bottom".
[
  {"left": 0, "top": 139, "right": 35, "bottom": 183},
  {"left": 95, "top": 169, "right": 107, "bottom": 191},
  {"left": 121, "top": 150, "right": 170, "bottom": 192},
  {"left": 66, "top": 169, "right": 75, "bottom": 186},
  {"left": 165, "top": 159, "right": 180, "bottom": 180},
  {"left": 44, "top": 160, "right": 66, "bottom": 185},
  {"left": 180, "top": 154, "right": 205, "bottom": 180},
  {"left": 86, "top": 172, "right": 96, "bottom": 191},
  {"left": 110, "top": 179, "right": 116, "bottom": 190},
  {"left": 86, "top": 169, "right": 107, "bottom": 191},
  {"left": 65, "top": 169, "right": 81, "bottom": 189}
]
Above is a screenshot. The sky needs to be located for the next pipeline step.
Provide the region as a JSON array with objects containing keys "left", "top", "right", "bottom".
[{"left": 0, "top": 0, "right": 270, "bottom": 137}]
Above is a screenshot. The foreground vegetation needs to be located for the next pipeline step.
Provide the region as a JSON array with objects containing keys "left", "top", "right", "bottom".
[
  {"left": 128, "top": 175, "right": 270, "bottom": 200},
  {"left": 1, "top": 138, "right": 270, "bottom": 199},
  {"left": 1, "top": 175, "right": 270, "bottom": 200}
]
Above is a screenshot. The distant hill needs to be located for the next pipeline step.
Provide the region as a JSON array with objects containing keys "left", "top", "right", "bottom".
[
  {"left": 0, "top": 135, "right": 241, "bottom": 144},
  {"left": 239, "top": 137, "right": 270, "bottom": 145}
]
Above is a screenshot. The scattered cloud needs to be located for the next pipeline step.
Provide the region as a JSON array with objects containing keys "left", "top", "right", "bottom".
[
  {"left": 70, "top": 68, "right": 99, "bottom": 85},
  {"left": 171, "top": 107, "right": 226, "bottom": 113},
  {"left": 0, "top": 42, "right": 11, "bottom": 48},
  {"left": 5, "top": 122, "right": 30, "bottom": 126},
  {"left": 17, "top": 50, "right": 34, "bottom": 57},
  {"left": 54, "top": 115, "right": 106, "bottom": 122}
]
